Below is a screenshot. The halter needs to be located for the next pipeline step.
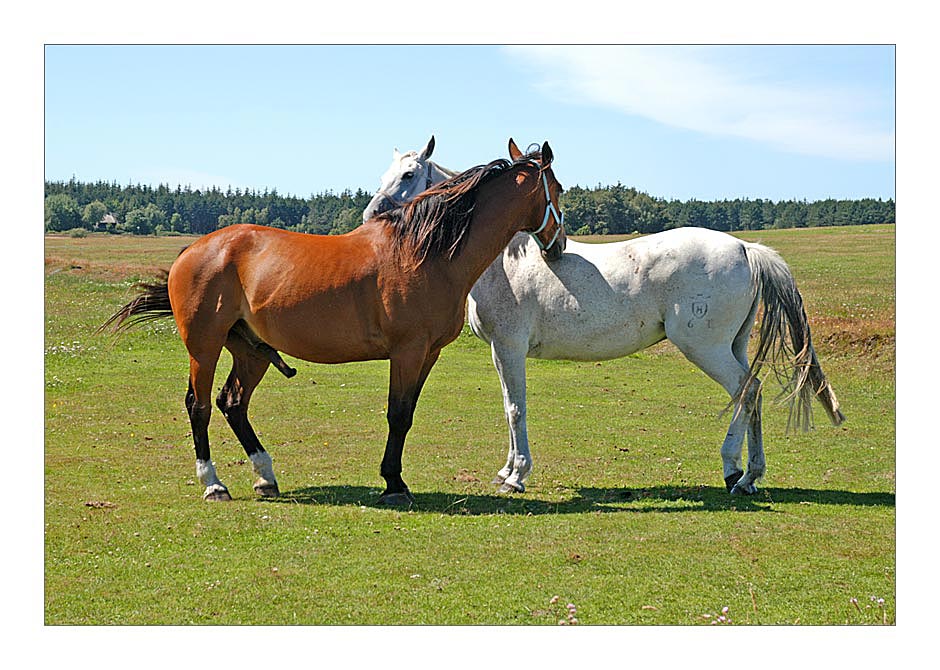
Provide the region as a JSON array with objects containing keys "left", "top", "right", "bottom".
[{"left": 528, "top": 167, "right": 564, "bottom": 253}]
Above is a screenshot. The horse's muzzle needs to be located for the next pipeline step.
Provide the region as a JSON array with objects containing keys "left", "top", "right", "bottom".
[
  {"left": 363, "top": 192, "right": 397, "bottom": 222},
  {"left": 541, "top": 238, "right": 566, "bottom": 262}
]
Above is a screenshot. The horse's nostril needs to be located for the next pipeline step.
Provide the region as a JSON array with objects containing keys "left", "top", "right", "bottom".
[{"left": 543, "top": 244, "right": 564, "bottom": 262}]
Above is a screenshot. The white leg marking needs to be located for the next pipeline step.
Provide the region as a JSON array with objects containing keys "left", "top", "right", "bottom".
[
  {"left": 196, "top": 459, "right": 229, "bottom": 499},
  {"left": 249, "top": 451, "right": 276, "bottom": 482},
  {"left": 249, "top": 451, "right": 279, "bottom": 494}
]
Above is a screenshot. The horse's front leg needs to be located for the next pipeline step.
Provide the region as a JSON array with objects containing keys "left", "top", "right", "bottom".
[
  {"left": 489, "top": 340, "right": 532, "bottom": 494},
  {"left": 377, "top": 346, "right": 440, "bottom": 507}
]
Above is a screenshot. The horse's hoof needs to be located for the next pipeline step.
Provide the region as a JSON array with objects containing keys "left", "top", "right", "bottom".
[
  {"left": 376, "top": 491, "right": 415, "bottom": 508},
  {"left": 724, "top": 471, "right": 744, "bottom": 492},
  {"left": 254, "top": 483, "right": 280, "bottom": 498},
  {"left": 203, "top": 487, "right": 233, "bottom": 502},
  {"left": 497, "top": 481, "right": 524, "bottom": 495},
  {"left": 730, "top": 481, "right": 758, "bottom": 496}
]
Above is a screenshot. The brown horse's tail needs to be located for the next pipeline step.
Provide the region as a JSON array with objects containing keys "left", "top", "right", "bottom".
[
  {"left": 97, "top": 270, "right": 174, "bottom": 335},
  {"left": 736, "top": 243, "right": 845, "bottom": 432}
]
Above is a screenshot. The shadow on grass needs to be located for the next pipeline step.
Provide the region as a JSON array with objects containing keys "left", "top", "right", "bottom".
[{"left": 265, "top": 484, "right": 895, "bottom": 516}]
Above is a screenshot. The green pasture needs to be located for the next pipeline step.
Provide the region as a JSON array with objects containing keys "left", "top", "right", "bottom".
[{"left": 44, "top": 225, "right": 895, "bottom": 625}]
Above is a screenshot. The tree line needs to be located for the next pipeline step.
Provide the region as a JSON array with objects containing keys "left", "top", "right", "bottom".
[
  {"left": 44, "top": 178, "right": 895, "bottom": 237},
  {"left": 562, "top": 183, "right": 894, "bottom": 234}
]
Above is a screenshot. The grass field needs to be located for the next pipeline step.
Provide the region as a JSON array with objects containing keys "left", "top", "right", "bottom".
[{"left": 44, "top": 224, "right": 895, "bottom": 626}]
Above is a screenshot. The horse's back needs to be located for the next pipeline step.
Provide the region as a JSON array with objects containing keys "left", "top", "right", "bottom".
[
  {"left": 469, "top": 235, "right": 670, "bottom": 359},
  {"left": 616, "top": 227, "right": 749, "bottom": 274},
  {"left": 167, "top": 224, "right": 392, "bottom": 363},
  {"left": 469, "top": 228, "right": 758, "bottom": 361}
]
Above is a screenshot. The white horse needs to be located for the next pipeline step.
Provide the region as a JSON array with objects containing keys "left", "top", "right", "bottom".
[
  {"left": 364, "top": 138, "right": 844, "bottom": 496},
  {"left": 363, "top": 136, "right": 458, "bottom": 223}
]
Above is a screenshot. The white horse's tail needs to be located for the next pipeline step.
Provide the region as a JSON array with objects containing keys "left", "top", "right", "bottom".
[{"left": 738, "top": 242, "right": 845, "bottom": 432}]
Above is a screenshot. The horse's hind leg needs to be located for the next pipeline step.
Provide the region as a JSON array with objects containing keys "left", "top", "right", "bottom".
[
  {"left": 667, "top": 325, "right": 758, "bottom": 493},
  {"left": 216, "top": 342, "right": 278, "bottom": 497},
  {"left": 734, "top": 390, "right": 765, "bottom": 495},
  {"left": 726, "top": 319, "right": 765, "bottom": 495},
  {"left": 712, "top": 364, "right": 760, "bottom": 494},
  {"left": 186, "top": 352, "right": 231, "bottom": 501}
]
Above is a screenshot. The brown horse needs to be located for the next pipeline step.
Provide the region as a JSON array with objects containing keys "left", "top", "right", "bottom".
[{"left": 100, "top": 141, "right": 566, "bottom": 506}]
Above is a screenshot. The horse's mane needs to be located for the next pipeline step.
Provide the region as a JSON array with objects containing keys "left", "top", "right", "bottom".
[{"left": 379, "top": 151, "right": 541, "bottom": 267}]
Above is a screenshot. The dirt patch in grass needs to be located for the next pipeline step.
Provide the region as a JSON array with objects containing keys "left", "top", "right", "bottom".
[
  {"left": 818, "top": 331, "right": 895, "bottom": 359},
  {"left": 810, "top": 316, "right": 895, "bottom": 360},
  {"left": 45, "top": 234, "right": 193, "bottom": 282},
  {"left": 45, "top": 254, "right": 170, "bottom": 282}
]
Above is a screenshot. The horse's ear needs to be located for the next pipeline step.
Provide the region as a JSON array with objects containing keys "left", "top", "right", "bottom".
[
  {"left": 393, "top": 148, "right": 402, "bottom": 161},
  {"left": 419, "top": 136, "right": 435, "bottom": 160},
  {"left": 541, "top": 141, "right": 554, "bottom": 166},
  {"left": 508, "top": 138, "right": 523, "bottom": 161}
]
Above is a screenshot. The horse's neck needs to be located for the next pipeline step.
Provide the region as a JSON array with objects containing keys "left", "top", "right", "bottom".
[
  {"left": 445, "top": 185, "right": 536, "bottom": 293},
  {"left": 431, "top": 162, "right": 458, "bottom": 180}
]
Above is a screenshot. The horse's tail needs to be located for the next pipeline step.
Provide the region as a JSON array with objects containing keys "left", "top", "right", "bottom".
[
  {"left": 97, "top": 270, "right": 174, "bottom": 335},
  {"left": 737, "top": 243, "right": 845, "bottom": 431}
]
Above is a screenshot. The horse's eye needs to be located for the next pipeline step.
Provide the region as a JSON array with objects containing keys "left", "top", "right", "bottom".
[{"left": 402, "top": 172, "right": 415, "bottom": 180}]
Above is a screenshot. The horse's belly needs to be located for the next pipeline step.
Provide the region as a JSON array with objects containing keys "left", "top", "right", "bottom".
[
  {"left": 261, "top": 324, "right": 388, "bottom": 364},
  {"left": 249, "top": 297, "right": 388, "bottom": 365},
  {"left": 529, "top": 310, "right": 665, "bottom": 361},
  {"left": 284, "top": 337, "right": 388, "bottom": 364}
]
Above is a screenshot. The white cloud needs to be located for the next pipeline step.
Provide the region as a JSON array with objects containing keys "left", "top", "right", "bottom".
[{"left": 508, "top": 45, "right": 894, "bottom": 162}]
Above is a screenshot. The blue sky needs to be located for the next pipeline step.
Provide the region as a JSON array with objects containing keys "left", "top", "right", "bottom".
[{"left": 44, "top": 44, "right": 895, "bottom": 202}]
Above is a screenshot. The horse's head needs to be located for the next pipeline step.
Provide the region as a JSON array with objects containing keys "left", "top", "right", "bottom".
[
  {"left": 509, "top": 138, "right": 567, "bottom": 262},
  {"left": 364, "top": 136, "right": 445, "bottom": 222}
]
